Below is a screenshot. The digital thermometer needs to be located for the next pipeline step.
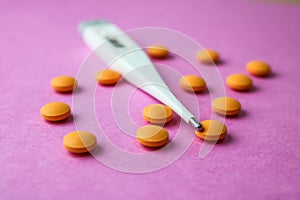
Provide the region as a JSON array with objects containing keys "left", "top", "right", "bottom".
[{"left": 79, "top": 20, "right": 203, "bottom": 131}]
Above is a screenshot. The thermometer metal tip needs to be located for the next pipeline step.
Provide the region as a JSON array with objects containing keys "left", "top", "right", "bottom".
[{"left": 189, "top": 117, "right": 203, "bottom": 131}]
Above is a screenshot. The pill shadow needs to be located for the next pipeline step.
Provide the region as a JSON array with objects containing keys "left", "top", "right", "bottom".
[
  {"left": 225, "top": 110, "right": 248, "bottom": 119},
  {"left": 203, "top": 134, "right": 234, "bottom": 145},
  {"left": 217, "top": 134, "right": 234, "bottom": 145},
  {"left": 230, "top": 85, "right": 259, "bottom": 93},
  {"left": 167, "top": 54, "right": 175, "bottom": 59},
  {"left": 198, "top": 87, "right": 209, "bottom": 95},
  {"left": 268, "top": 71, "right": 278, "bottom": 78},
  {"left": 45, "top": 114, "right": 74, "bottom": 125},
  {"left": 89, "top": 145, "right": 102, "bottom": 156},
  {"left": 67, "top": 151, "right": 93, "bottom": 158},
  {"left": 100, "top": 78, "right": 125, "bottom": 88},
  {"left": 217, "top": 59, "right": 226, "bottom": 65},
  {"left": 250, "top": 85, "right": 259, "bottom": 92},
  {"left": 161, "top": 54, "right": 175, "bottom": 59},
  {"left": 72, "top": 86, "right": 83, "bottom": 94},
  {"left": 253, "top": 71, "right": 278, "bottom": 79},
  {"left": 180, "top": 88, "right": 209, "bottom": 95},
  {"left": 54, "top": 87, "right": 82, "bottom": 95},
  {"left": 138, "top": 146, "right": 154, "bottom": 152},
  {"left": 140, "top": 144, "right": 165, "bottom": 152},
  {"left": 66, "top": 145, "right": 101, "bottom": 158},
  {"left": 139, "top": 139, "right": 176, "bottom": 152}
]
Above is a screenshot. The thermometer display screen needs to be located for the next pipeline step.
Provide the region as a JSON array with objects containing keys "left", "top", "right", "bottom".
[{"left": 106, "top": 37, "right": 124, "bottom": 48}]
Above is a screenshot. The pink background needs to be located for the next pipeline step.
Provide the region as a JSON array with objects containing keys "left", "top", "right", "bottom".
[{"left": 1, "top": 0, "right": 300, "bottom": 199}]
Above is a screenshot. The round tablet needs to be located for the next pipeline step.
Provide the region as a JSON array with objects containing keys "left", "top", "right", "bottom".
[
  {"left": 143, "top": 104, "right": 173, "bottom": 124},
  {"left": 63, "top": 131, "right": 97, "bottom": 153},
  {"left": 146, "top": 45, "right": 169, "bottom": 59},
  {"left": 95, "top": 69, "right": 121, "bottom": 85},
  {"left": 136, "top": 125, "right": 169, "bottom": 147},
  {"left": 40, "top": 102, "right": 71, "bottom": 121},
  {"left": 212, "top": 97, "right": 241, "bottom": 116},
  {"left": 180, "top": 75, "right": 206, "bottom": 93},
  {"left": 51, "top": 75, "right": 76, "bottom": 92},
  {"left": 195, "top": 120, "right": 227, "bottom": 141},
  {"left": 246, "top": 60, "right": 271, "bottom": 77},
  {"left": 226, "top": 73, "right": 253, "bottom": 91},
  {"left": 196, "top": 49, "right": 219, "bottom": 64}
]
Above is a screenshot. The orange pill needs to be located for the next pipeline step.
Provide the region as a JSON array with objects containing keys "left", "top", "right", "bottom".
[
  {"left": 195, "top": 120, "right": 227, "bottom": 141},
  {"left": 51, "top": 75, "right": 76, "bottom": 92},
  {"left": 196, "top": 49, "right": 220, "bottom": 64},
  {"left": 246, "top": 60, "right": 271, "bottom": 77},
  {"left": 226, "top": 73, "right": 253, "bottom": 91},
  {"left": 143, "top": 104, "right": 173, "bottom": 124},
  {"left": 212, "top": 97, "right": 241, "bottom": 116},
  {"left": 95, "top": 69, "right": 121, "bottom": 85},
  {"left": 136, "top": 125, "right": 169, "bottom": 147},
  {"left": 180, "top": 75, "right": 206, "bottom": 93},
  {"left": 63, "top": 131, "right": 97, "bottom": 153},
  {"left": 146, "top": 45, "right": 169, "bottom": 59},
  {"left": 40, "top": 102, "right": 71, "bottom": 121}
]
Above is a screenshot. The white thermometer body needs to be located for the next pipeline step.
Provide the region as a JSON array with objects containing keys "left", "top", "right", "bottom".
[{"left": 79, "top": 20, "right": 202, "bottom": 131}]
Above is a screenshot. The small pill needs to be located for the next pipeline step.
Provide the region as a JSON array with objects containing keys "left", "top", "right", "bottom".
[
  {"left": 95, "top": 69, "right": 121, "bottom": 85},
  {"left": 226, "top": 73, "right": 253, "bottom": 91},
  {"left": 40, "top": 102, "right": 71, "bottom": 121},
  {"left": 212, "top": 97, "right": 241, "bottom": 116},
  {"left": 195, "top": 120, "right": 227, "bottom": 141},
  {"left": 63, "top": 131, "right": 97, "bottom": 153},
  {"left": 136, "top": 125, "right": 169, "bottom": 147},
  {"left": 143, "top": 104, "right": 173, "bottom": 124},
  {"left": 51, "top": 75, "right": 76, "bottom": 92},
  {"left": 146, "top": 45, "right": 169, "bottom": 59},
  {"left": 180, "top": 75, "right": 206, "bottom": 93},
  {"left": 246, "top": 60, "right": 271, "bottom": 77},
  {"left": 196, "top": 49, "right": 219, "bottom": 64}
]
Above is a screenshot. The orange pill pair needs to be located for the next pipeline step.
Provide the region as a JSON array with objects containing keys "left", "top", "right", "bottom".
[{"left": 227, "top": 61, "right": 271, "bottom": 91}]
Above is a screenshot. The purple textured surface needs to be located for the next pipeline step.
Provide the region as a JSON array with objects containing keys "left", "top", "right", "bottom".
[{"left": 1, "top": 0, "right": 300, "bottom": 199}]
